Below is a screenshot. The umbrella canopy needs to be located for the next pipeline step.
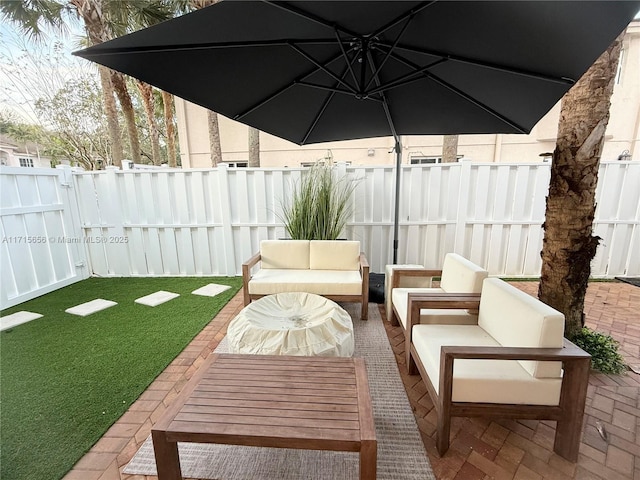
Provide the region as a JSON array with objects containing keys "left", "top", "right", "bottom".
[{"left": 74, "top": 1, "right": 639, "bottom": 261}]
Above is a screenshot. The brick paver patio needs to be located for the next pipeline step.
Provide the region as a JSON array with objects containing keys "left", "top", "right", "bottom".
[{"left": 64, "top": 280, "right": 639, "bottom": 480}]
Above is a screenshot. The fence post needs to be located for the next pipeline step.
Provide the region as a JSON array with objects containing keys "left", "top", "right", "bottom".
[
  {"left": 56, "top": 165, "right": 89, "bottom": 279},
  {"left": 453, "top": 159, "right": 472, "bottom": 254},
  {"left": 216, "top": 165, "right": 237, "bottom": 275}
]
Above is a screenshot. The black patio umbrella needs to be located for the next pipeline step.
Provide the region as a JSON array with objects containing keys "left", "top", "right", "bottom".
[{"left": 74, "top": 1, "right": 639, "bottom": 263}]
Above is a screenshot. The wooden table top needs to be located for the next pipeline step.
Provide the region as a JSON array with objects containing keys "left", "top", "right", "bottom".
[{"left": 153, "top": 353, "right": 376, "bottom": 452}]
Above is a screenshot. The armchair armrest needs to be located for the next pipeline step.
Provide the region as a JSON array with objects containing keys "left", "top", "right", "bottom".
[
  {"left": 392, "top": 268, "right": 442, "bottom": 288},
  {"left": 242, "top": 252, "right": 261, "bottom": 306}
]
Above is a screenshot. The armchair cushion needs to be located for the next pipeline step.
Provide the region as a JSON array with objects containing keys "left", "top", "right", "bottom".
[
  {"left": 440, "top": 254, "right": 488, "bottom": 294},
  {"left": 478, "top": 278, "right": 564, "bottom": 378}
]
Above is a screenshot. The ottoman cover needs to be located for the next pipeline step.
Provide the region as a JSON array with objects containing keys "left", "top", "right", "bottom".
[{"left": 227, "top": 292, "right": 355, "bottom": 357}]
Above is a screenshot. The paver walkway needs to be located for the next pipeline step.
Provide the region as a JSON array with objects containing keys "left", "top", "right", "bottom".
[{"left": 64, "top": 280, "right": 639, "bottom": 480}]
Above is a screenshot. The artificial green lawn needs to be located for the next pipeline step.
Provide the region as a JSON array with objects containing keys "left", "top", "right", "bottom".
[{"left": 0, "top": 276, "right": 242, "bottom": 480}]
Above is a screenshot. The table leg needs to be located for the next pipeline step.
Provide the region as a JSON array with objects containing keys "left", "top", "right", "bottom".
[
  {"left": 152, "top": 429, "right": 183, "bottom": 480},
  {"left": 359, "top": 439, "right": 377, "bottom": 480}
]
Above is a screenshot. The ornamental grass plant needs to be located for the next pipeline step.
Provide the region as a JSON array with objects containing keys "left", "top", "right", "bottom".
[{"left": 280, "top": 164, "right": 357, "bottom": 240}]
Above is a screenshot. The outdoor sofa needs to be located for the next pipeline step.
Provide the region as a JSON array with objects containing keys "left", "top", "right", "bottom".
[
  {"left": 242, "top": 240, "right": 370, "bottom": 320},
  {"left": 407, "top": 277, "right": 591, "bottom": 462}
]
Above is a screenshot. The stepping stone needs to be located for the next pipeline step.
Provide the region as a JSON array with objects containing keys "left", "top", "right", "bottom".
[
  {"left": 192, "top": 283, "right": 231, "bottom": 297},
  {"left": 66, "top": 299, "right": 117, "bottom": 317},
  {"left": 0, "top": 311, "right": 43, "bottom": 331},
  {"left": 135, "top": 290, "right": 180, "bottom": 307}
]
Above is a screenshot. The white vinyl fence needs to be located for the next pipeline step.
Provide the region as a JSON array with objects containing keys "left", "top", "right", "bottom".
[
  {"left": 0, "top": 167, "right": 89, "bottom": 309},
  {"left": 1, "top": 161, "right": 638, "bottom": 309}
]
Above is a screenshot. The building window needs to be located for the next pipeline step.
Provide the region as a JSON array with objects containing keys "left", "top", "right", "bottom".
[
  {"left": 300, "top": 161, "right": 351, "bottom": 167},
  {"left": 223, "top": 161, "right": 248, "bottom": 168},
  {"left": 19, "top": 157, "right": 34, "bottom": 168}
]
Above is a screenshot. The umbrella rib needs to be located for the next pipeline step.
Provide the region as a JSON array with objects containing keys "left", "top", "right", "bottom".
[
  {"left": 368, "top": 58, "right": 448, "bottom": 95},
  {"left": 370, "top": 1, "right": 438, "bottom": 39},
  {"left": 382, "top": 42, "right": 575, "bottom": 85},
  {"left": 74, "top": 39, "right": 337, "bottom": 57},
  {"left": 297, "top": 81, "right": 376, "bottom": 99},
  {"left": 335, "top": 28, "right": 359, "bottom": 90},
  {"left": 264, "top": 1, "right": 359, "bottom": 39},
  {"left": 234, "top": 50, "right": 348, "bottom": 121},
  {"left": 289, "top": 42, "right": 358, "bottom": 95},
  {"left": 390, "top": 52, "right": 528, "bottom": 133},
  {"left": 301, "top": 57, "right": 360, "bottom": 145},
  {"left": 364, "top": 12, "right": 416, "bottom": 92},
  {"left": 366, "top": 51, "right": 398, "bottom": 140}
]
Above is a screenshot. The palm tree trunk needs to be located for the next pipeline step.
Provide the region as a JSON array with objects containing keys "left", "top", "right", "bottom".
[
  {"left": 442, "top": 135, "right": 458, "bottom": 163},
  {"left": 539, "top": 33, "right": 624, "bottom": 339},
  {"left": 71, "top": 0, "right": 124, "bottom": 166},
  {"left": 137, "top": 81, "right": 161, "bottom": 165},
  {"left": 248, "top": 127, "right": 260, "bottom": 167},
  {"left": 161, "top": 90, "right": 177, "bottom": 167},
  {"left": 97, "top": 65, "right": 123, "bottom": 167},
  {"left": 111, "top": 71, "right": 142, "bottom": 163},
  {"left": 208, "top": 110, "right": 222, "bottom": 166}
]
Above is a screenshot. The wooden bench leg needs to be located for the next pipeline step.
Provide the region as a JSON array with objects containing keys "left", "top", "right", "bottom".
[
  {"left": 361, "top": 299, "right": 368, "bottom": 320},
  {"left": 359, "top": 439, "right": 377, "bottom": 480},
  {"left": 554, "top": 357, "right": 590, "bottom": 462},
  {"left": 152, "top": 430, "right": 183, "bottom": 480},
  {"left": 436, "top": 409, "right": 452, "bottom": 457}
]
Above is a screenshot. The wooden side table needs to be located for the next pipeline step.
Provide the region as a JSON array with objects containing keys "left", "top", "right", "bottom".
[{"left": 152, "top": 353, "right": 377, "bottom": 479}]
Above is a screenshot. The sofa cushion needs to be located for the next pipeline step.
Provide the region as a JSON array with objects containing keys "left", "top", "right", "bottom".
[
  {"left": 260, "top": 240, "right": 310, "bottom": 269},
  {"left": 392, "top": 288, "right": 477, "bottom": 329},
  {"left": 439, "top": 254, "right": 488, "bottom": 294},
  {"left": 478, "top": 278, "right": 564, "bottom": 378},
  {"left": 310, "top": 240, "right": 360, "bottom": 271},
  {"left": 412, "top": 324, "right": 562, "bottom": 405},
  {"left": 248, "top": 269, "right": 362, "bottom": 296}
]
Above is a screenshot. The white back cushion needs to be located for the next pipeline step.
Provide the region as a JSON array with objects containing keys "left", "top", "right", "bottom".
[
  {"left": 310, "top": 240, "right": 360, "bottom": 271},
  {"left": 260, "top": 240, "right": 310, "bottom": 269},
  {"left": 478, "top": 278, "right": 564, "bottom": 378},
  {"left": 440, "top": 254, "right": 488, "bottom": 293}
]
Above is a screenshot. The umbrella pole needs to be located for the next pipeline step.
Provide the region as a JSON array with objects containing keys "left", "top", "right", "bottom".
[{"left": 393, "top": 138, "right": 401, "bottom": 264}]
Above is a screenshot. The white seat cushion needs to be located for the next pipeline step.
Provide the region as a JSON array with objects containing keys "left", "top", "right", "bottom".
[
  {"left": 260, "top": 240, "right": 310, "bottom": 269},
  {"left": 309, "top": 240, "right": 360, "bottom": 271},
  {"left": 439, "top": 253, "right": 488, "bottom": 293},
  {"left": 392, "top": 288, "right": 477, "bottom": 329},
  {"left": 248, "top": 269, "right": 362, "bottom": 296},
  {"left": 412, "top": 324, "right": 562, "bottom": 405}
]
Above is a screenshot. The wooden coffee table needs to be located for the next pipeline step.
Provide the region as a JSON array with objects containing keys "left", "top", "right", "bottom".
[{"left": 151, "top": 353, "right": 377, "bottom": 479}]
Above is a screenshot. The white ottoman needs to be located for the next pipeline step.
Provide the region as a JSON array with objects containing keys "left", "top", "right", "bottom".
[
  {"left": 384, "top": 264, "right": 433, "bottom": 322},
  {"left": 227, "top": 292, "right": 354, "bottom": 357}
]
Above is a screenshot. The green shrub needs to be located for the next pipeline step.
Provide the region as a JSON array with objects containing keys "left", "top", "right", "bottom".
[
  {"left": 279, "top": 164, "right": 357, "bottom": 240},
  {"left": 570, "top": 327, "right": 627, "bottom": 374}
]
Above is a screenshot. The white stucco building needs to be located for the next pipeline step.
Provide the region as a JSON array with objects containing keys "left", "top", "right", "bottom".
[{"left": 175, "top": 20, "right": 640, "bottom": 168}]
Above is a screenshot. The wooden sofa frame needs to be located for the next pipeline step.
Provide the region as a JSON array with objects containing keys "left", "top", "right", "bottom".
[
  {"left": 405, "top": 294, "right": 591, "bottom": 462},
  {"left": 242, "top": 251, "right": 370, "bottom": 320}
]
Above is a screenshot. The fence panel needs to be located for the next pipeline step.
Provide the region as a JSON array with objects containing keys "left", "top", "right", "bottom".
[
  {"left": 68, "top": 161, "right": 640, "bottom": 278},
  {"left": 2, "top": 161, "right": 637, "bottom": 301},
  {"left": 0, "top": 167, "right": 89, "bottom": 309}
]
